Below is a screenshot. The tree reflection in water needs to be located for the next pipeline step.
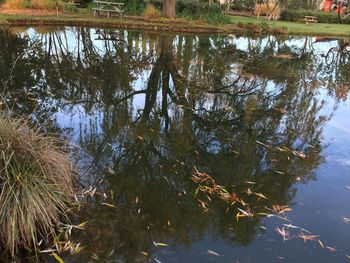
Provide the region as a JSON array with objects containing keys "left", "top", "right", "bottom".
[{"left": 0, "top": 27, "right": 348, "bottom": 262}]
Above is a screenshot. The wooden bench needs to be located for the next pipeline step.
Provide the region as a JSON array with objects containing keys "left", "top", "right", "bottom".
[
  {"left": 92, "top": 1, "right": 124, "bottom": 19},
  {"left": 299, "top": 16, "right": 318, "bottom": 24}
]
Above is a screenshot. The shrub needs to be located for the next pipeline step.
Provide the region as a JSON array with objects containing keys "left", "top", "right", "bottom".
[
  {"left": 143, "top": 3, "right": 161, "bottom": 18},
  {"left": 0, "top": 115, "right": 75, "bottom": 258},
  {"left": 30, "top": 0, "right": 64, "bottom": 10},
  {"left": 124, "top": 0, "right": 146, "bottom": 15},
  {"left": 64, "top": 2, "right": 78, "bottom": 13},
  {"left": 4, "top": 0, "right": 64, "bottom": 10},
  {"left": 3, "top": 0, "right": 26, "bottom": 9},
  {"left": 236, "top": 21, "right": 245, "bottom": 28},
  {"left": 280, "top": 9, "right": 350, "bottom": 24},
  {"left": 178, "top": 3, "right": 231, "bottom": 24}
]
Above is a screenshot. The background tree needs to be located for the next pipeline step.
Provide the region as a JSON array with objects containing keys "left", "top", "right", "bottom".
[{"left": 163, "top": 0, "right": 176, "bottom": 17}]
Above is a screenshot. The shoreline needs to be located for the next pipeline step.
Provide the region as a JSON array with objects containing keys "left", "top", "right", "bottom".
[{"left": 1, "top": 12, "right": 350, "bottom": 37}]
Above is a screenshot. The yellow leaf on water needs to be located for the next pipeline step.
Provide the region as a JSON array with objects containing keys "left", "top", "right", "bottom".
[
  {"left": 76, "top": 221, "right": 88, "bottom": 229},
  {"left": 141, "top": 251, "right": 149, "bottom": 256},
  {"left": 254, "top": 192, "right": 268, "bottom": 200},
  {"left": 52, "top": 252, "right": 64, "bottom": 263},
  {"left": 153, "top": 241, "right": 169, "bottom": 247},
  {"left": 101, "top": 203, "right": 116, "bottom": 208}
]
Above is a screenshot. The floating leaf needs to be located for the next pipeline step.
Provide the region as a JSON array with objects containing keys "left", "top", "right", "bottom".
[
  {"left": 153, "top": 241, "right": 169, "bottom": 247},
  {"left": 101, "top": 203, "right": 116, "bottom": 208},
  {"left": 318, "top": 240, "right": 324, "bottom": 249},
  {"left": 207, "top": 250, "right": 220, "bottom": 257},
  {"left": 298, "top": 232, "right": 319, "bottom": 243},
  {"left": 255, "top": 140, "right": 270, "bottom": 148},
  {"left": 141, "top": 251, "right": 149, "bottom": 257},
  {"left": 326, "top": 246, "right": 337, "bottom": 253},
  {"left": 342, "top": 217, "right": 350, "bottom": 224},
  {"left": 254, "top": 192, "right": 268, "bottom": 200},
  {"left": 52, "top": 252, "right": 64, "bottom": 263}
]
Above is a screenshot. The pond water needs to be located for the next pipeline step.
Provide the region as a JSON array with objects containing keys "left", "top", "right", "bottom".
[{"left": 1, "top": 26, "right": 350, "bottom": 263}]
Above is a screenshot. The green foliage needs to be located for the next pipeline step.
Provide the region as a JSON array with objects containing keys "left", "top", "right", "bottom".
[
  {"left": 86, "top": 1, "right": 96, "bottom": 11},
  {"left": 64, "top": 2, "right": 79, "bottom": 13},
  {"left": 232, "top": 0, "right": 255, "bottom": 11},
  {"left": 280, "top": 9, "right": 350, "bottom": 24},
  {"left": 0, "top": 115, "right": 74, "bottom": 259},
  {"left": 178, "top": 3, "right": 231, "bottom": 24},
  {"left": 124, "top": 0, "right": 145, "bottom": 15}
]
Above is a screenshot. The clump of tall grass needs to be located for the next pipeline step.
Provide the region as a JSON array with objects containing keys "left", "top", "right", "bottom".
[
  {"left": 0, "top": 115, "right": 75, "bottom": 258},
  {"left": 4, "top": 0, "right": 64, "bottom": 10},
  {"left": 3, "top": 0, "right": 26, "bottom": 9},
  {"left": 31, "top": 0, "right": 63, "bottom": 10},
  {"left": 177, "top": 3, "right": 231, "bottom": 24},
  {"left": 142, "top": 3, "right": 161, "bottom": 18}
]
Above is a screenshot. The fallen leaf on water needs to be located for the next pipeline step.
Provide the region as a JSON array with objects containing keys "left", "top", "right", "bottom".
[
  {"left": 255, "top": 140, "right": 270, "bottom": 148},
  {"left": 298, "top": 232, "right": 319, "bottom": 243},
  {"left": 254, "top": 192, "right": 268, "bottom": 200},
  {"left": 275, "top": 227, "right": 289, "bottom": 241},
  {"left": 257, "top": 212, "right": 274, "bottom": 217},
  {"left": 237, "top": 208, "right": 253, "bottom": 217},
  {"left": 326, "top": 246, "right": 337, "bottom": 253},
  {"left": 89, "top": 187, "right": 97, "bottom": 197},
  {"left": 283, "top": 223, "right": 299, "bottom": 229},
  {"left": 153, "top": 241, "right": 169, "bottom": 247},
  {"left": 292, "top": 151, "right": 306, "bottom": 159},
  {"left": 207, "top": 250, "right": 220, "bottom": 257},
  {"left": 52, "top": 252, "right": 64, "bottom": 263},
  {"left": 101, "top": 203, "right": 116, "bottom": 208},
  {"left": 76, "top": 221, "right": 89, "bottom": 229},
  {"left": 342, "top": 217, "right": 350, "bottom": 224},
  {"left": 245, "top": 188, "right": 253, "bottom": 195},
  {"left": 107, "top": 249, "right": 115, "bottom": 258},
  {"left": 318, "top": 240, "right": 324, "bottom": 249},
  {"left": 141, "top": 251, "right": 148, "bottom": 256}
]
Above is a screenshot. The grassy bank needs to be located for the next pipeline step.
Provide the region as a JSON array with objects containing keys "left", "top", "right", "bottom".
[
  {"left": 1, "top": 11, "right": 350, "bottom": 36},
  {"left": 229, "top": 15, "right": 350, "bottom": 37}
]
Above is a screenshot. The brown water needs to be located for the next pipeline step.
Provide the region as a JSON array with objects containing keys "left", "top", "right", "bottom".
[{"left": 1, "top": 26, "right": 350, "bottom": 263}]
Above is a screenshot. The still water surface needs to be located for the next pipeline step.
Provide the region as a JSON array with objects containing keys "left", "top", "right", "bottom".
[{"left": 1, "top": 27, "right": 350, "bottom": 262}]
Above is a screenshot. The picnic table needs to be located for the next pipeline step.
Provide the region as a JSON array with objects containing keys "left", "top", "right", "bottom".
[
  {"left": 299, "top": 16, "right": 318, "bottom": 24},
  {"left": 92, "top": 1, "right": 124, "bottom": 19}
]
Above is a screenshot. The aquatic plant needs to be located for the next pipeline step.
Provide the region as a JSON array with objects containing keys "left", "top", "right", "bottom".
[{"left": 0, "top": 115, "right": 74, "bottom": 258}]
